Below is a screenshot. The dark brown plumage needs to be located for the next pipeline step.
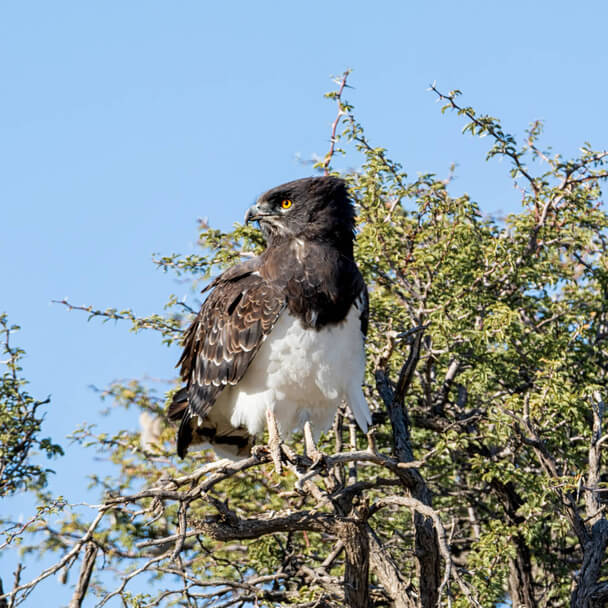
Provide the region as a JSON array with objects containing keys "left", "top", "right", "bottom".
[{"left": 169, "top": 176, "right": 369, "bottom": 458}]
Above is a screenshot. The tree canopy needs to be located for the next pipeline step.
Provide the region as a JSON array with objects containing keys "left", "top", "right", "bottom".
[
  {"left": 2, "top": 74, "right": 608, "bottom": 608},
  {"left": 0, "top": 314, "right": 63, "bottom": 498}
]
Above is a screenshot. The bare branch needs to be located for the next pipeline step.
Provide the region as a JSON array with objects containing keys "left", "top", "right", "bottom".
[
  {"left": 321, "top": 70, "right": 351, "bottom": 175},
  {"left": 69, "top": 542, "right": 97, "bottom": 608},
  {"left": 373, "top": 496, "right": 482, "bottom": 608}
]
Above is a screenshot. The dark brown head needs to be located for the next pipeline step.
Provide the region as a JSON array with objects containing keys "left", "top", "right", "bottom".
[{"left": 245, "top": 176, "right": 355, "bottom": 253}]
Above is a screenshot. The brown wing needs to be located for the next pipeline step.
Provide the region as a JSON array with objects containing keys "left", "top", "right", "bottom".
[{"left": 169, "top": 262, "right": 285, "bottom": 457}]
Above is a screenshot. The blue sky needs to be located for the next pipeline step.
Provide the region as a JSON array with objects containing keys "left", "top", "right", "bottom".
[{"left": 1, "top": 1, "right": 607, "bottom": 605}]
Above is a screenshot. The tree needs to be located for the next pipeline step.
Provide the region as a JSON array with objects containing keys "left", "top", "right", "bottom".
[
  {"left": 0, "top": 314, "right": 63, "bottom": 498},
  {"left": 2, "top": 73, "right": 608, "bottom": 607},
  {"left": 0, "top": 313, "right": 64, "bottom": 608}
]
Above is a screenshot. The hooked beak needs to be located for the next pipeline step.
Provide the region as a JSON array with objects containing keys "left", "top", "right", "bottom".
[
  {"left": 244, "top": 203, "right": 259, "bottom": 225},
  {"left": 245, "top": 201, "right": 282, "bottom": 241},
  {"left": 244, "top": 201, "right": 275, "bottom": 225}
]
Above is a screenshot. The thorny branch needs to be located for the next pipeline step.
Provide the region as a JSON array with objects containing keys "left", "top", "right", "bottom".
[
  {"left": 322, "top": 69, "right": 351, "bottom": 175},
  {"left": 52, "top": 299, "right": 183, "bottom": 337},
  {"left": 429, "top": 84, "right": 608, "bottom": 256},
  {"left": 1, "top": 427, "right": 464, "bottom": 608}
]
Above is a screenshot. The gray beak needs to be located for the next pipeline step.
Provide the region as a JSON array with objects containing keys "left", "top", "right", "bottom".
[{"left": 244, "top": 203, "right": 260, "bottom": 225}]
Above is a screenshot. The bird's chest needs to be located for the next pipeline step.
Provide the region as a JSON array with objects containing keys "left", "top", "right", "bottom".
[
  {"left": 229, "top": 304, "right": 365, "bottom": 435},
  {"left": 257, "top": 307, "right": 362, "bottom": 394}
]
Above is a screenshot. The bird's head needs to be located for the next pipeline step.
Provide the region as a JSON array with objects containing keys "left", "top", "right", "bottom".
[{"left": 245, "top": 176, "right": 355, "bottom": 251}]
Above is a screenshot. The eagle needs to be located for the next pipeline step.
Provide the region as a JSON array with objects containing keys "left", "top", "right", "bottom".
[{"left": 167, "top": 176, "right": 371, "bottom": 461}]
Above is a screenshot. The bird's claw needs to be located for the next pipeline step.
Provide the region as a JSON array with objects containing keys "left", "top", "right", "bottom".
[
  {"left": 280, "top": 443, "right": 297, "bottom": 464},
  {"left": 309, "top": 452, "right": 326, "bottom": 471},
  {"left": 251, "top": 442, "right": 294, "bottom": 477},
  {"left": 257, "top": 414, "right": 328, "bottom": 480},
  {"left": 304, "top": 421, "right": 326, "bottom": 470},
  {"left": 251, "top": 444, "right": 269, "bottom": 460}
]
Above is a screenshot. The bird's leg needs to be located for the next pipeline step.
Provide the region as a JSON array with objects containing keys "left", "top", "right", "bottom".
[
  {"left": 266, "top": 408, "right": 283, "bottom": 475},
  {"left": 303, "top": 421, "right": 324, "bottom": 469},
  {"left": 366, "top": 427, "right": 379, "bottom": 455}
]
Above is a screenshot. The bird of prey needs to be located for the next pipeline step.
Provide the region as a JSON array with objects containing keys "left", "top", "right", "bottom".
[{"left": 167, "top": 176, "right": 371, "bottom": 462}]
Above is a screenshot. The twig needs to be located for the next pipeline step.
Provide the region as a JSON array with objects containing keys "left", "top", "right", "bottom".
[
  {"left": 322, "top": 70, "right": 351, "bottom": 175},
  {"left": 373, "top": 496, "right": 482, "bottom": 608}
]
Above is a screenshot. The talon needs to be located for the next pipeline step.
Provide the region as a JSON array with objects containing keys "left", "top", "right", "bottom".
[
  {"left": 280, "top": 443, "right": 297, "bottom": 465},
  {"left": 251, "top": 444, "right": 269, "bottom": 460},
  {"left": 310, "top": 452, "right": 326, "bottom": 470}
]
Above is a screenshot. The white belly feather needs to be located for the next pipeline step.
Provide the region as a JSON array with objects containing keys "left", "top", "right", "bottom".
[{"left": 209, "top": 300, "right": 371, "bottom": 442}]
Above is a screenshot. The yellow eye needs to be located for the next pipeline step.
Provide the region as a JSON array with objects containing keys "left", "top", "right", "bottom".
[{"left": 281, "top": 199, "right": 292, "bottom": 210}]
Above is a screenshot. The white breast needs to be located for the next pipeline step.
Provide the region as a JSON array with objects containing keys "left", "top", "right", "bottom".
[{"left": 215, "top": 299, "right": 371, "bottom": 440}]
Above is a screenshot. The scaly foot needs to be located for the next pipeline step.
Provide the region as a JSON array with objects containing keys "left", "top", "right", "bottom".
[{"left": 304, "top": 421, "right": 325, "bottom": 470}]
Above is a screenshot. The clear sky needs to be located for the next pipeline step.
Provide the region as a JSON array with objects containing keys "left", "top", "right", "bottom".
[{"left": 1, "top": 1, "right": 607, "bottom": 605}]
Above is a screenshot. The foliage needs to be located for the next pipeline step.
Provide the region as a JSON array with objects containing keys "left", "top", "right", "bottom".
[
  {"left": 0, "top": 314, "right": 63, "bottom": 497},
  {"left": 2, "top": 75, "right": 608, "bottom": 607}
]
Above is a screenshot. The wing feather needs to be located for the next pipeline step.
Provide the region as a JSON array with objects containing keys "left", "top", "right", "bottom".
[{"left": 172, "top": 262, "right": 285, "bottom": 430}]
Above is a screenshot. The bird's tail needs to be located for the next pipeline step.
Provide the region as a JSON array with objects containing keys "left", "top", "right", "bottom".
[
  {"left": 167, "top": 387, "right": 189, "bottom": 421},
  {"left": 170, "top": 387, "right": 254, "bottom": 460}
]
